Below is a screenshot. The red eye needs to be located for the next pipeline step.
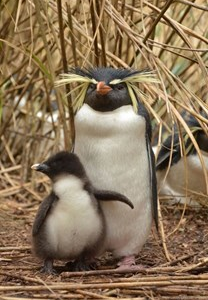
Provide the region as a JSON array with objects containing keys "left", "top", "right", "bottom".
[
  {"left": 88, "top": 83, "right": 95, "bottom": 90},
  {"left": 117, "top": 85, "right": 124, "bottom": 90}
]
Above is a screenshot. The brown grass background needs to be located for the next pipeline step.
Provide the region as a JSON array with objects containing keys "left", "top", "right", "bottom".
[{"left": 0, "top": 1, "right": 208, "bottom": 298}]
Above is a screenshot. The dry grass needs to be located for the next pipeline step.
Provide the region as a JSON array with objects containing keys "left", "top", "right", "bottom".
[
  {"left": 0, "top": 198, "right": 208, "bottom": 299},
  {"left": 1, "top": 1, "right": 207, "bottom": 168},
  {"left": 0, "top": 0, "right": 208, "bottom": 298}
]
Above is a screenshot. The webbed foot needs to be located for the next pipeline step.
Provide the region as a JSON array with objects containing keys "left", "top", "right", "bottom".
[
  {"left": 41, "top": 258, "right": 57, "bottom": 275},
  {"left": 65, "top": 260, "right": 97, "bottom": 272},
  {"left": 117, "top": 255, "right": 145, "bottom": 271}
]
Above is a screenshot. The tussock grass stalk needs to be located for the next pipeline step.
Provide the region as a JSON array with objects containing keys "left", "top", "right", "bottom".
[
  {"left": 57, "top": 0, "right": 75, "bottom": 151},
  {"left": 0, "top": 0, "right": 207, "bottom": 208}
]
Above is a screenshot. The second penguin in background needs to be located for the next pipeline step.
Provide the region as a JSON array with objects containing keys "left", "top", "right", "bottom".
[{"left": 156, "top": 111, "right": 208, "bottom": 204}]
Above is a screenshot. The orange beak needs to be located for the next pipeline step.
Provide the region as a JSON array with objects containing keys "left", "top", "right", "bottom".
[{"left": 96, "top": 81, "right": 112, "bottom": 95}]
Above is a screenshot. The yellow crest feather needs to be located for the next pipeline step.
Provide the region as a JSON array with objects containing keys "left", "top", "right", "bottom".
[
  {"left": 55, "top": 73, "right": 98, "bottom": 112},
  {"left": 55, "top": 69, "right": 159, "bottom": 113}
]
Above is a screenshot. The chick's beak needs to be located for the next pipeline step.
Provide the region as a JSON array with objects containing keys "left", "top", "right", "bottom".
[
  {"left": 31, "top": 163, "right": 49, "bottom": 173},
  {"left": 96, "top": 81, "right": 112, "bottom": 95}
]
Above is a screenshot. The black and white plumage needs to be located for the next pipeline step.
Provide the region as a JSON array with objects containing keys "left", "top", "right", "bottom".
[
  {"left": 31, "top": 151, "right": 134, "bottom": 274},
  {"left": 156, "top": 112, "right": 208, "bottom": 200},
  {"left": 72, "top": 67, "right": 158, "bottom": 269}
]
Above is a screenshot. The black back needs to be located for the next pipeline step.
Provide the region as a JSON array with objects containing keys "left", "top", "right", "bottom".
[{"left": 156, "top": 112, "right": 208, "bottom": 171}]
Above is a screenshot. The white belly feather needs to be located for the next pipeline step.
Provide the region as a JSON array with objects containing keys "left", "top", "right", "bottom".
[
  {"left": 75, "top": 104, "right": 152, "bottom": 257},
  {"left": 45, "top": 175, "right": 102, "bottom": 259},
  {"left": 157, "top": 154, "right": 208, "bottom": 195}
]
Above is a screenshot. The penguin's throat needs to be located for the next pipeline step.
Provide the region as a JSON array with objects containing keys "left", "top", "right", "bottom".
[
  {"left": 84, "top": 95, "right": 132, "bottom": 112},
  {"left": 53, "top": 175, "right": 84, "bottom": 201},
  {"left": 75, "top": 103, "right": 143, "bottom": 137},
  {"left": 85, "top": 101, "right": 121, "bottom": 112}
]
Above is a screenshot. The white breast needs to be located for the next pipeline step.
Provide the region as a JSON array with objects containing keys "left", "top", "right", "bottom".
[
  {"left": 45, "top": 175, "right": 102, "bottom": 259},
  {"left": 74, "top": 104, "right": 152, "bottom": 257}
]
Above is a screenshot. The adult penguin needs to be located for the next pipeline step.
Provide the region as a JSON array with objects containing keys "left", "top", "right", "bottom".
[
  {"left": 57, "top": 67, "right": 158, "bottom": 270},
  {"left": 156, "top": 111, "right": 208, "bottom": 198}
]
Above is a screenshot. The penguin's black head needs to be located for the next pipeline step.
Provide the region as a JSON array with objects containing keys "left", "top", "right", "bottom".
[
  {"left": 156, "top": 111, "right": 208, "bottom": 170},
  {"left": 73, "top": 67, "right": 140, "bottom": 112},
  {"left": 197, "top": 131, "right": 208, "bottom": 153},
  {"left": 183, "top": 111, "right": 208, "bottom": 154},
  {"left": 31, "top": 151, "right": 86, "bottom": 181}
]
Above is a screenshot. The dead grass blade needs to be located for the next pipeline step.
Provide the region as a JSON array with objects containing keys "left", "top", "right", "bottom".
[{"left": 0, "top": 5, "right": 208, "bottom": 296}]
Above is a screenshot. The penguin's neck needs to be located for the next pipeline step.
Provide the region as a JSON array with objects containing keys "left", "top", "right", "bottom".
[
  {"left": 75, "top": 103, "right": 142, "bottom": 137},
  {"left": 78, "top": 103, "right": 134, "bottom": 116},
  {"left": 53, "top": 175, "right": 84, "bottom": 202}
]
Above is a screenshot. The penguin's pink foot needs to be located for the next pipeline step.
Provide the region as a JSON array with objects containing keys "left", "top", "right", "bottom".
[{"left": 116, "top": 255, "right": 145, "bottom": 271}]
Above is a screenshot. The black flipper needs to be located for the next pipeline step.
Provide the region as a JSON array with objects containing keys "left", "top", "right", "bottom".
[
  {"left": 93, "top": 190, "right": 134, "bottom": 209},
  {"left": 147, "top": 137, "right": 158, "bottom": 230},
  {"left": 138, "top": 102, "right": 158, "bottom": 230},
  {"left": 156, "top": 133, "right": 181, "bottom": 171},
  {"left": 32, "top": 192, "right": 58, "bottom": 236}
]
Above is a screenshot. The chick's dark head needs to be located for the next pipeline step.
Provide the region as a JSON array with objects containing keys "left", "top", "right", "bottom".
[
  {"left": 74, "top": 67, "right": 140, "bottom": 112},
  {"left": 31, "top": 151, "right": 86, "bottom": 181}
]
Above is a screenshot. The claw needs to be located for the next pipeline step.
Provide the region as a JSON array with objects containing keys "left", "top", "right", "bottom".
[
  {"left": 41, "top": 258, "right": 57, "bottom": 275},
  {"left": 65, "top": 260, "right": 97, "bottom": 272},
  {"left": 117, "top": 255, "right": 145, "bottom": 272}
]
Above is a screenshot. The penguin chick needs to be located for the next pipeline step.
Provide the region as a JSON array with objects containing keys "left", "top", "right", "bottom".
[
  {"left": 156, "top": 111, "right": 208, "bottom": 203},
  {"left": 73, "top": 67, "right": 158, "bottom": 270},
  {"left": 31, "top": 151, "right": 133, "bottom": 274}
]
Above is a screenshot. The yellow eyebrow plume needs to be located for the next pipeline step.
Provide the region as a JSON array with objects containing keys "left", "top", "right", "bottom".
[
  {"left": 55, "top": 69, "right": 159, "bottom": 113},
  {"left": 110, "top": 70, "right": 159, "bottom": 113},
  {"left": 55, "top": 73, "right": 97, "bottom": 112}
]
